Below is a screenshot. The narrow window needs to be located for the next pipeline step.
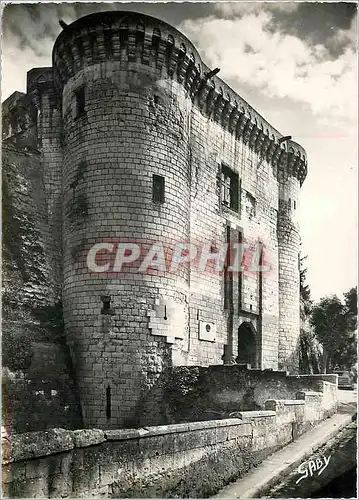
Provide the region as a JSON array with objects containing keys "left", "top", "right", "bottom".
[
  {"left": 152, "top": 174, "right": 165, "bottom": 203},
  {"left": 238, "top": 230, "right": 243, "bottom": 310},
  {"left": 106, "top": 385, "right": 111, "bottom": 420},
  {"left": 75, "top": 86, "right": 85, "bottom": 117},
  {"left": 221, "top": 165, "right": 239, "bottom": 212},
  {"left": 294, "top": 200, "right": 297, "bottom": 209},
  {"left": 101, "top": 295, "right": 112, "bottom": 315},
  {"left": 224, "top": 225, "right": 231, "bottom": 310}
]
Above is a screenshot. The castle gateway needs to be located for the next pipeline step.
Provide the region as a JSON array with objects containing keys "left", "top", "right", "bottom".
[{"left": 2, "top": 11, "right": 308, "bottom": 428}]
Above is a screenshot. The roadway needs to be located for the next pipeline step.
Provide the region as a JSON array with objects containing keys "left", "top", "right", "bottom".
[{"left": 213, "top": 387, "right": 357, "bottom": 498}]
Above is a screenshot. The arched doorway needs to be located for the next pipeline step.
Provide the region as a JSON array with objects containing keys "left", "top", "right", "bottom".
[{"left": 237, "top": 322, "right": 257, "bottom": 368}]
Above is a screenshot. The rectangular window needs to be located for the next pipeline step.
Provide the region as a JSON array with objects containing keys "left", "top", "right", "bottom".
[
  {"left": 75, "top": 86, "right": 85, "bottom": 117},
  {"left": 152, "top": 174, "right": 165, "bottom": 203},
  {"left": 221, "top": 165, "right": 239, "bottom": 212}
]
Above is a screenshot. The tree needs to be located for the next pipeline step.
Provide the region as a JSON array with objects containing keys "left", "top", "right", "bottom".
[
  {"left": 298, "top": 251, "right": 321, "bottom": 374},
  {"left": 310, "top": 288, "right": 357, "bottom": 373},
  {"left": 344, "top": 287, "right": 358, "bottom": 317},
  {"left": 300, "top": 255, "right": 311, "bottom": 306}
]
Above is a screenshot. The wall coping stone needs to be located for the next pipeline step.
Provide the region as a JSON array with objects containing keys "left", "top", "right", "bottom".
[
  {"left": 298, "top": 391, "right": 322, "bottom": 396},
  {"left": 72, "top": 429, "right": 106, "bottom": 448},
  {"left": 266, "top": 399, "right": 306, "bottom": 406},
  {"left": 288, "top": 374, "right": 338, "bottom": 385},
  {"left": 238, "top": 411, "right": 276, "bottom": 419},
  {"left": 3, "top": 428, "right": 74, "bottom": 464},
  {"left": 296, "top": 391, "right": 323, "bottom": 399},
  {"left": 105, "top": 419, "right": 246, "bottom": 442},
  {"left": 105, "top": 428, "right": 151, "bottom": 441}
]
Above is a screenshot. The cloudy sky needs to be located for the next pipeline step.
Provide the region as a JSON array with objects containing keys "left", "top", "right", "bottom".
[{"left": 2, "top": 1, "right": 358, "bottom": 302}]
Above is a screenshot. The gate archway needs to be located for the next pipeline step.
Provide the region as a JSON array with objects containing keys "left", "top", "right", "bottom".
[{"left": 237, "top": 322, "right": 257, "bottom": 368}]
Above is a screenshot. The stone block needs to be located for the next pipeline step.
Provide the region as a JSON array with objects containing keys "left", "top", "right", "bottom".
[
  {"left": 4, "top": 429, "right": 74, "bottom": 464},
  {"left": 73, "top": 429, "right": 106, "bottom": 448}
]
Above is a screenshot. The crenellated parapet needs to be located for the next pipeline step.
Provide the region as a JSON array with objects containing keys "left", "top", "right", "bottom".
[
  {"left": 52, "top": 11, "right": 307, "bottom": 186},
  {"left": 52, "top": 11, "right": 203, "bottom": 93}
]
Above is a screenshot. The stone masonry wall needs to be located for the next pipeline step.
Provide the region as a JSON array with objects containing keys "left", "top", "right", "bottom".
[
  {"left": 2, "top": 92, "right": 81, "bottom": 435},
  {"left": 2, "top": 384, "right": 337, "bottom": 498},
  {"left": 155, "top": 366, "right": 338, "bottom": 424},
  {"left": 188, "top": 105, "right": 280, "bottom": 369},
  {"left": 27, "top": 67, "right": 64, "bottom": 299},
  {"left": 60, "top": 57, "right": 192, "bottom": 428},
  {"left": 278, "top": 174, "right": 301, "bottom": 372}
]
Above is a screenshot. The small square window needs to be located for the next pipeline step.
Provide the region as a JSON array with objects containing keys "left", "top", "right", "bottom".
[
  {"left": 152, "top": 174, "right": 165, "bottom": 203},
  {"left": 221, "top": 165, "right": 239, "bottom": 212},
  {"left": 75, "top": 86, "right": 85, "bottom": 118}
]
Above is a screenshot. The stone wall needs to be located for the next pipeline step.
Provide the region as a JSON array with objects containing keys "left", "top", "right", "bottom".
[
  {"left": 2, "top": 385, "right": 337, "bottom": 499},
  {"left": 2, "top": 105, "right": 81, "bottom": 435},
  {"left": 152, "top": 366, "right": 338, "bottom": 423}
]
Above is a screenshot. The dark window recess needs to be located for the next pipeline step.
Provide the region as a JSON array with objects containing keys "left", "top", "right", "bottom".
[
  {"left": 106, "top": 385, "right": 111, "bottom": 420},
  {"left": 294, "top": 200, "right": 297, "bottom": 209},
  {"left": 224, "top": 225, "right": 231, "bottom": 310},
  {"left": 101, "top": 295, "right": 114, "bottom": 315},
  {"left": 238, "top": 230, "right": 243, "bottom": 310},
  {"left": 152, "top": 174, "right": 165, "bottom": 203},
  {"left": 75, "top": 86, "right": 85, "bottom": 117},
  {"left": 221, "top": 165, "right": 239, "bottom": 212}
]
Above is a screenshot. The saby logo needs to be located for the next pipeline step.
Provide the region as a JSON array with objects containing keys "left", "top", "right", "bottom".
[{"left": 295, "top": 455, "right": 331, "bottom": 484}]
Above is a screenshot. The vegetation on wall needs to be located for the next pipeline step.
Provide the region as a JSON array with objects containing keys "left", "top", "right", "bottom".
[
  {"left": 2, "top": 159, "right": 51, "bottom": 310},
  {"left": 67, "top": 193, "right": 88, "bottom": 223},
  {"left": 2, "top": 331, "right": 34, "bottom": 372},
  {"left": 32, "top": 301, "right": 65, "bottom": 342}
]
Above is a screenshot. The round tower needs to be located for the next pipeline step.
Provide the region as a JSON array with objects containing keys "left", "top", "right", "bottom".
[
  {"left": 53, "top": 11, "right": 202, "bottom": 428},
  {"left": 277, "top": 141, "right": 307, "bottom": 373}
]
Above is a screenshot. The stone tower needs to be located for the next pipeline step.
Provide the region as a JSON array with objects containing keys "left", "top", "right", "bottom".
[
  {"left": 53, "top": 11, "right": 200, "bottom": 428},
  {"left": 277, "top": 143, "right": 306, "bottom": 372}
]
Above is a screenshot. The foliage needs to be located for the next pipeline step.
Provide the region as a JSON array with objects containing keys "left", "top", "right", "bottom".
[
  {"left": 299, "top": 328, "right": 322, "bottom": 374},
  {"left": 2, "top": 331, "right": 34, "bottom": 371},
  {"left": 300, "top": 253, "right": 312, "bottom": 317},
  {"left": 32, "top": 301, "right": 65, "bottom": 341},
  {"left": 298, "top": 250, "right": 322, "bottom": 374},
  {"left": 310, "top": 287, "right": 357, "bottom": 372}
]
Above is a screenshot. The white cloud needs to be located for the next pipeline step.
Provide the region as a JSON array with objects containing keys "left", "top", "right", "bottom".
[
  {"left": 179, "top": 12, "right": 357, "bottom": 126},
  {"left": 214, "top": 1, "right": 299, "bottom": 17},
  {"left": 1, "top": 40, "right": 52, "bottom": 100}
]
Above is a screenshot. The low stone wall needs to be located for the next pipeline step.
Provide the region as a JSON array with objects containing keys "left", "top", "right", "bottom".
[
  {"left": 2, "top": 383, "right": 338, "bottom": 498},
  {"left": 159, "top": 365, "right": 338, "bottom": 423}
]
